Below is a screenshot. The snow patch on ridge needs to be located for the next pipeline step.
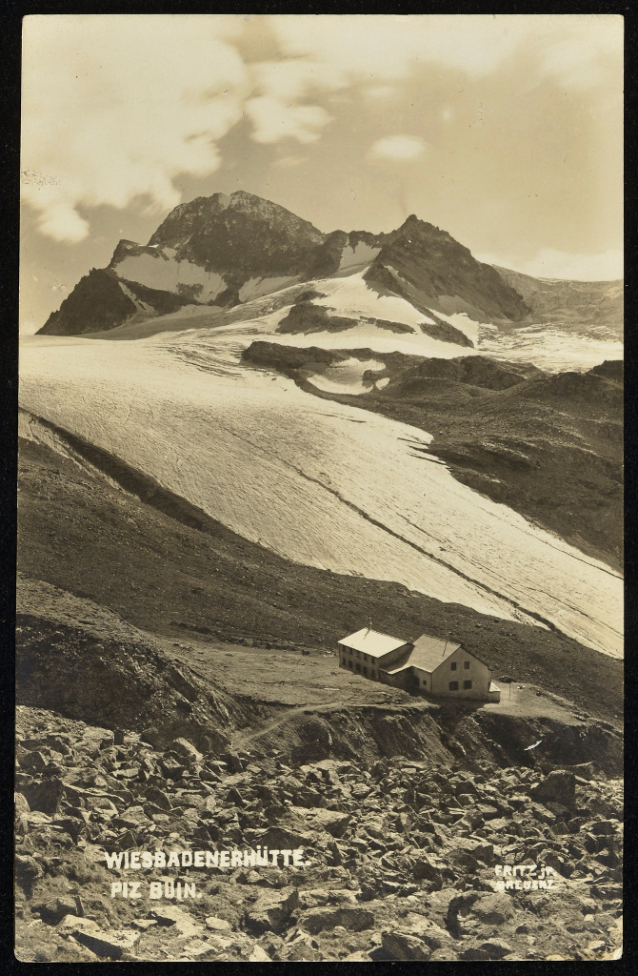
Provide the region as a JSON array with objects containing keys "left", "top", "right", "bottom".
[
  {"left": 313, "top": 271, "right": 425, "bottom": 328},
  {"left": 115, "top": 252, "right": 227, "bottom": 303},
  {"left": 238, "top": 276, "right": 301, "bottom": 303},
  {"left": 118, "top": 281, "right": 153, "bottom": 313},
  {"left": 338, "top": 243, "right": 382, "bottom": 272}
]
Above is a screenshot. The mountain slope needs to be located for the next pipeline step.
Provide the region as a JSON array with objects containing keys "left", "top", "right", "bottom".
[
  {"left": 26, "top": 189, "right": 623, "bottom": 660},
  {"left": 148, "top": 190, "right": 325, "bottom": 274},
  {"left": 39, "top": 192, "right": 327, "bottom": 335},
  {"left": 37, "top": 191, "right": 609, "bottom": 340},
  {"left": 366, "top": 215, "right": 529, "bottom": 323},
  {"left": 493, "top": 266, "right": 623, "bottom": 337},
  {"left": 38, "top": 269, "right": 138, "bottom": 337},
  {"left": 247, "top": 343, "right": 622, "bottom": 571},
  {"left": 19, "top": 332, "right": 622, "bottom": 657},
  {"left": 16, "top": 437, "right": 622, "bottom": 721}
]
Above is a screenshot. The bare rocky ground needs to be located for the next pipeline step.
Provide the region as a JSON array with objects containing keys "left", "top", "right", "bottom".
[
  {"left": 15, "top": 701, "right": 622, "bottom": 962},
  {"left": 15, "top": 580, "right": 623, "bottom": 962},
  {"left": 15, "top": 435, "right": 623, "bottom": 961}
]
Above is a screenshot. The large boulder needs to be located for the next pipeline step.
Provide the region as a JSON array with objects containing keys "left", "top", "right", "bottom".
[
  {"left": 529, "top": 770, "right": 576, "bottom": 810},
  {"left": 299, "top": 906, "right": 375, "bottom": 934},
  {"left": 290, "top": 807, "right": 350, "bottom": 838},
  {"left": 245, "top": 888, "right": 299, "bottom": 935},
  {"left": 382, "top": 931, "right": 432, "bottom": 960}
]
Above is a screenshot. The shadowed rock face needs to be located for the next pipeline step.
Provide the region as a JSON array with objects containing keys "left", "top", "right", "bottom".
[
  {"left": 36, "top": 193, "right": 533, "bottom": 336},
  {"left": 367, "top": 215, "right": 530, "bottom": 323},
  {"left": 39, "top": 267, "right": 193, "bottom": 337},
  {"left": 38, "top": 270, "right": 137, "bottom": 336},
  {"left": 15, "top": 614, "right": 240, "bottom": 754},
  {"left": 148, "top": 191, "right": 326, "bottom": 277},
  {"left": 306, "top": 229, "right": 386, "bottom": 278}
]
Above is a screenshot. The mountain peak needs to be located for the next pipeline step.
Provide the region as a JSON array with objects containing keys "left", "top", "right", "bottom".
[
  {"left": 392, "top": 213, "right": 454, "bottom": 243},
  {"left": 228, "top": 189, "right": 264, "bottom": 204},
  {"left": 143, "top": 190, "right": 325, "bottom": 282},
  {"left": 40, "top": 189, "right": 534, "bottom": 335}
]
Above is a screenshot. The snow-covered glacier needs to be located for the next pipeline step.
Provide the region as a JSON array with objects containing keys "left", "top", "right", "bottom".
[{"left": 20, "top": 325, "right": 623, "bottom": 659}]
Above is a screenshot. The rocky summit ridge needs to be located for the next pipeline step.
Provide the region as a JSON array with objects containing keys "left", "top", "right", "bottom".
[
  {"left": 39, "top": 191, "right": 534, "bottom": 336},
  {"left": 147, "top": 191, "right": 326, "bottom": 273}
]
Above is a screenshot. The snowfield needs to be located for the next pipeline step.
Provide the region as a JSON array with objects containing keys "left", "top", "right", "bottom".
[
  {"left": 238, "top": 276, "right": 301, "bottom": 303},
  {"left": 95, "top": 260, "right": 619, "bottom": 373},
  {"left": 306, "top": 358, "right": 386, "bottom": 395},
  {"left": 20, "top": 327, "right": 622, "bottom": 658},
  {"left": 312, "top": 270, "right": 434, "bottom": 328},
  {"left": 337, "top": 242, "right": 382, "bottom": 272},
  {"left": 479, "top": 323, "right": 624, "bottom": 373},
  {"left": 114, "top": 250, "right": 228, "bottom": 303}
]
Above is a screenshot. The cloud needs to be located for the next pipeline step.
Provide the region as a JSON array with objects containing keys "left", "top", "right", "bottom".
[
  {"left": 478, "top": 247, "right": 623, "bottom": 281},
  {"left": 21, "top": 15, "right": 249, "bottom": 242},
  {"left": 364, "top": 86, "right": 396, "bottom": 101},
  {"left": 272, "top": 155, "right": 306, "bottom": 169},
  {"left": 523, "top": 16, "right": 622, "bottom": 93},
  {"left": 20, "top": 14, "right": 622, "bottom": 243},
  {"left": 25, "top": 186, "right": 90, "bottom": 243},
  {"left": 270, "top": 14, "right": 621, "bottom": 84},
  {"left": 368, "top": 136, "right": 428, "bottom": 163},
  {"left": 244, "top": 57, "right": 341, "bottom": 146},
  {"left": 244, "top": 96, "right": 331, "bottom": 144},
  {"left": 267, "top": 15, "right": 622, "bottom": 116},
  {"left": 250, "top": 58, "right": 345, "bottom": 101}
]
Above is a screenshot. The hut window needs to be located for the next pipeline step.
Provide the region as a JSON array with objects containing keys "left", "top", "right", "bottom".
[
  {"left": 463, "top": 680, "right": 472, "bottom": 690},
  {"left": 449, "top": 681, "right": 459, "bottom": 691},
  {"left": 464, "top": 660, "right": 470, "bottom": 669},
  {"left": 450, "top": 662, "right": 457, "bottom": 671}
]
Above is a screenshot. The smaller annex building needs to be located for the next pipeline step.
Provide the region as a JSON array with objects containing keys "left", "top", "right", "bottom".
[
  {"left": 337, "top": 628, "right": 413, "bottom": 682},
  {"left": 338, "top": 628, "right": 500, "bottom": 703}
]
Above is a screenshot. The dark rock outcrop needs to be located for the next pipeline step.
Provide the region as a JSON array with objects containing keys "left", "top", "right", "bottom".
[
  {"left": 366, "top": 215, "right": 530, "bottom": 323},
  {"left": 148, "top": 191, "right": 325, "bottom": 277},
  {"left": 39, "top": 270, "right": 137, "bottom": 336}
]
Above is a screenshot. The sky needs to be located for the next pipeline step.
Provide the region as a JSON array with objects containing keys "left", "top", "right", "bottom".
[{"left": 20, "top": 14, "right": 623, "bottom": 333}]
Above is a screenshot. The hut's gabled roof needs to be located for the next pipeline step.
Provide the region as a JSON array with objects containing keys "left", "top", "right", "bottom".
[
  {"left": 407, "top": 634, "right": 462, "bottom": 673},
  {"left": 338, "top": 628, "right": 409, "bottom": 658}
]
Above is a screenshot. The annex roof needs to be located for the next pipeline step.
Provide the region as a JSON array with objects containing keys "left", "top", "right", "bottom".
[
  {"left": 407, "top": 634, "right": 462, "bottom": 674},
  {"left": 338, "top": 627, "right": 409, "bottom": 658},
  {"left": 382, "top": 663, "right": 414, "bottom": 675}
]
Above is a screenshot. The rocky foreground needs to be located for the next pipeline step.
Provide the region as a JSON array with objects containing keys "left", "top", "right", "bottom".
[{"left": 15, "top": 704, "right": 622, "bottom": 962}]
